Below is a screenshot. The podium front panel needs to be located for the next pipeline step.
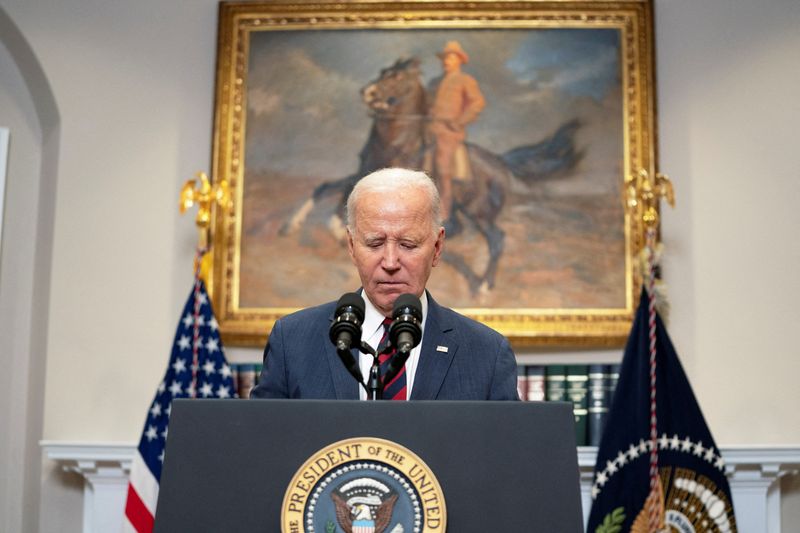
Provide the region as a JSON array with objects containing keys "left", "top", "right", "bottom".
[{"left": 155, "top": 400, "right": 582, "bottom": 532}]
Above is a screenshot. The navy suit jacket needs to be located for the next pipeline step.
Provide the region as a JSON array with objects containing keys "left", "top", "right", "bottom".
[{"left": 251, "top": 293, "right": 519, "bottom": 400}]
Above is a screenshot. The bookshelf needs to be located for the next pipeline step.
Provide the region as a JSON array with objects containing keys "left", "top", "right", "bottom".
[{"left": 229, "top": 358, "right": 620, "bottom": 447}]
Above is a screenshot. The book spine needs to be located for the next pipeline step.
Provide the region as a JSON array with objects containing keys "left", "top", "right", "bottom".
[
  {"left": 526, "top": 365, "right": 546, "bottom": 402},
  {"left": 253, "top": 362, "right": 263, "bottom": 390},
  {"left": 231, "top": 364, "right": 240, "bottom": 398},
  {"left": 237, "top": 363, "right": 256, "bottom": 399},
  {"left": 517, "top": 365, "right": 527, "bottom": 401},
  {"left": 587, "top": 364, "right": 608, "bottom": 447},
  {"left": 545, "top": 365, "right": 567, "bottom": 402},
  {"left": 605, "top": 363, "right": 621, "bottom": 410},
  {"left": 566, "top": 365, "right": 589, "bottom": 446}
]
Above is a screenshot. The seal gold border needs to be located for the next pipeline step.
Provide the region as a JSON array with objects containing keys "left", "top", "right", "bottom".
[{"left": 281, "top": 437, "right": 447, "bottom": 533}]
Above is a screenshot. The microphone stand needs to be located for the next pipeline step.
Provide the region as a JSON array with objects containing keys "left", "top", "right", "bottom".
[
  {"left": 367, "top": 357, "right": 382, "bottom": 400},
  {"left": 359, "top": 341, "right": 383, "bottom": 401}
]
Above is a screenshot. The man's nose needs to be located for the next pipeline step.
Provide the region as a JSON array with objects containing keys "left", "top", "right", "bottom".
[{"left": 381, "top": 243, "right": 400, "bottom": 270}]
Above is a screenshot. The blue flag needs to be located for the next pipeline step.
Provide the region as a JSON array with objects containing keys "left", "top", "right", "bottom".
[
  {"left": 124, "top": 278, "right": 235, "bottom": 532},
  {"left": 587, "top": 289, "right": 737, "bottom": 532}
]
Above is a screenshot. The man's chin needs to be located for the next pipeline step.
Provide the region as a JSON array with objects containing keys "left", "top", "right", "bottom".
[
  {"left": 370, "top": 284, "right": 410, "bottom": 311},
  {"left": 375, "top": 282, "right": 407, "bottom": 293}
]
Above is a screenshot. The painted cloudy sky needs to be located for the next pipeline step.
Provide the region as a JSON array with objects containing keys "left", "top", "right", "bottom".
[{"left": 243, "top": 28, "right": 621, "bottom": 179}]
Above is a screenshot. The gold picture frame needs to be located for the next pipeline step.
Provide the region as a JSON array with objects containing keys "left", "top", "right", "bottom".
[{"left": 208, "top": 0, "right": 657, "bottom": 347}]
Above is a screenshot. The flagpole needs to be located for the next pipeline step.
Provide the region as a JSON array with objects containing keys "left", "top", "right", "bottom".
[
  {"left": 179, "top": 171, "right": 231, "bottom": 400},
  {"left": 624, "top": 168, "right": 675, "bottom": 532},
  {"left": 124, "top": 172, "right": 234, "bottom": 533},
  {"left": 189, "top": 247, "right": 207, "bottom": 398},
  {"left": 645, "top": 225, "right": 660, "bottom": 532},
  {"left": 590, "top": 169, "right": 735, "bottom": 532}
]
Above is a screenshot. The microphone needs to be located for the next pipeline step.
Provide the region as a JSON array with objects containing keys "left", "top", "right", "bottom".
[
  {"left": 329, "top": 293, "right": 365, "bottom": 351},
  {"left": 389, "top": 293, "right": 423, "bottom": 354},
  {"left": 329, "top": 293, "right": 365, "bottom": 385},
  {"left": 381, "top": 293, "right": 422, "bottom": 387}
]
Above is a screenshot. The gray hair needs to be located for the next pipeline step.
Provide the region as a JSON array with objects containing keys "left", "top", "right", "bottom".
[{"left": 345, "top": 167, "right": 442, "bottom": 233}]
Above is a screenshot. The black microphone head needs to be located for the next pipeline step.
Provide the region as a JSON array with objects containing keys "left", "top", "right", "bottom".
[
  {"left": 392, "top": 293, "right": 422, "bottom": 320},
  {"left": 329, "top": 292, "right": 365, "bottom": 350},
  {"left": 390, "top": 293, "right": 423, "bottom": 352},
  {"left": 336, "top": 292, "right": 366, "bottom": 320}
]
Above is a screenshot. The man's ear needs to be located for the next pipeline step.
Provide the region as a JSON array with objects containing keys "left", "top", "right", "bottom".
[
  {"left": 346, "top": 227, "right": 356, "bottom": 261},
  {"left": 432, "top": 226, "right": 445, "bottom": 267}
]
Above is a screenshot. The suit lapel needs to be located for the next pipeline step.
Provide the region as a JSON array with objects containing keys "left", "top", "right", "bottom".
[{"left": 410, "top": 294, "right": 457, "bottom": 400}]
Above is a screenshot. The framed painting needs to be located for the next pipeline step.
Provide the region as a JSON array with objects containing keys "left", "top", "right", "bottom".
[{"left": 208, "top": 0, "right": 657, "bottom": 347}]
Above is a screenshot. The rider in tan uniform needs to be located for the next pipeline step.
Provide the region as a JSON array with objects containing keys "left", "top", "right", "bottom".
[{"left": 427, "top": 41, "right": 486, "bottom": 223}]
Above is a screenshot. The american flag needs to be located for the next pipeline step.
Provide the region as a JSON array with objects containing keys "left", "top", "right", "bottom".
[{"left": 123, "top": 277, "right": 235, "bottom": 532}]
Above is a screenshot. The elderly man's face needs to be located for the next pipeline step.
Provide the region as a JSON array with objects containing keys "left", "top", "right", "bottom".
[{"left": 347, "top": 187, "right": 444, "bottom": 316}]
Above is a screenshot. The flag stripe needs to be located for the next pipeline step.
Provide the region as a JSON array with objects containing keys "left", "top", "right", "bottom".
[
  {"left": 124, "top": 483, "right": 155, "bottom": 533},
  {"left": 128, "top": 452, "right": 159, "bottom": 515}
]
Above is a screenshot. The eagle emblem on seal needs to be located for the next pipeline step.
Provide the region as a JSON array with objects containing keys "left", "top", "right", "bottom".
[{"left": 331, "top": 477, "right": 400, "bottom": 533}]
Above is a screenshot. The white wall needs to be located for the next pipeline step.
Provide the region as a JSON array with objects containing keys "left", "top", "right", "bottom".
[
  {"left": 0, "top": 0, "right": 798, "bottom": 530},
  {"left": 0, "top": 127, "right": 8, "bottom": 246},
  {"left": 0, "top": 5, "right": 60, "bottom": 531},
  {"left": 657, "top": 0, "right": 800, "bottom": 446},
  {"left": 0, "top": 39, "right": 43, "bottom": 533},
  {"left": 2, "top": 0, "right": 217, "bottom": 442}
]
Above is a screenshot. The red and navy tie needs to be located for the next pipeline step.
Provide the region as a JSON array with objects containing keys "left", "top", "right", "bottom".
[{"left": 378, "top": 317, "right": 407, "bottom": 400}]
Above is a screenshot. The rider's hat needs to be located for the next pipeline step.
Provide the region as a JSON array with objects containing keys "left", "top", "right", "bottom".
[{"left": 437, "top": 41, "right": 469, "bottom": 64}]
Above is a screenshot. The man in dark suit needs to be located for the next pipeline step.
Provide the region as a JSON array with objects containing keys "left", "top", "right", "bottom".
[{"left": 251, "top": 168, "right": 518, "bottom": 400}]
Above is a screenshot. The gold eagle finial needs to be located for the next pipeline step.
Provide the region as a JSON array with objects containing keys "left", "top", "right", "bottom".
[
  {"left": 624, "top": 168, "right": 675, "bottom": 229},
  {"left": 179, "top": 171, "right": 231, "bottom": 249}
]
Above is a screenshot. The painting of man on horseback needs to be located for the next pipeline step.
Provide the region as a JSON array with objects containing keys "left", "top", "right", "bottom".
[{"left": 239, "top": 28, "right": 625, "bottom": 310}]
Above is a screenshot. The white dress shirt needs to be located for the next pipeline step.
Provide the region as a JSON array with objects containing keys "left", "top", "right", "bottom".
[{"left": 357, "top": 292, "right": 428, "bottom": 400}]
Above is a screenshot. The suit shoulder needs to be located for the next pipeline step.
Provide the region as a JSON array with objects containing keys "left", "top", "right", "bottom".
[
  {"left": 274, "top": 301, "right": 336, "bottom": 329},
  {"left": 436, "top": 305, "right": 506, "bottom": 343}
]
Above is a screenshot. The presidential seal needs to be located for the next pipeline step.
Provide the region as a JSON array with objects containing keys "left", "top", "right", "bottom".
[
  {"left": 282, "top": 437, "right": 446, "bottom": 533},
  {"left": 592, "top": 435, "right": 737, "bottom": 532}
]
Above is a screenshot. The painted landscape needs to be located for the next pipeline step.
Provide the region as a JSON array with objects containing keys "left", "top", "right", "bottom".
[{"left": 238, "top": 28, "right": 626, "bottom": 310}]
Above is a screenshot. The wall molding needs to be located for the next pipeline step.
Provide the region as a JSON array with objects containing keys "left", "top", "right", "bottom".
[{"left": 42, "top": 441, "right": 800, "bottom": 533}]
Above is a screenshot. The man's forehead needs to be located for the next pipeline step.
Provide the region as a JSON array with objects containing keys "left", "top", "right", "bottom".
[
  {"left": 357, "top": 186, "right": 425, "bottom": 204},
  {"left": 356, "top": 218, "right": 431, "bottom": 238},
  {"left": 355, "top": 191, "right": 429, "bottom": 217},
  {"left": 359, "top": 228, "right": 427, "bottom": 239},
  {"left": 354, "top": 209, "right": 435, "bottom": 239}
]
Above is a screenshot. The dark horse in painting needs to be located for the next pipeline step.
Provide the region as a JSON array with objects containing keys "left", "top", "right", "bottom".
[{"left": 281, "top": 57, "right": 582, "bottom": 294}]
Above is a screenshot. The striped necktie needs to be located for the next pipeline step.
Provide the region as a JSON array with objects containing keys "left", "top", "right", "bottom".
[{"left": 377, "top": 317, "right": 407, "bottom": 400}]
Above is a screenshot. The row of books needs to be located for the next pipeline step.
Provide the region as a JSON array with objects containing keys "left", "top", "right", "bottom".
[
  {"left": 232, "top": 361, "right": 618, "bottom": 447},
  {"left": 517, "top": 364, "right": 621, "bottom": 447},
  {"left": 231, "top": 363, "right": 263, "bottom": 399}
]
